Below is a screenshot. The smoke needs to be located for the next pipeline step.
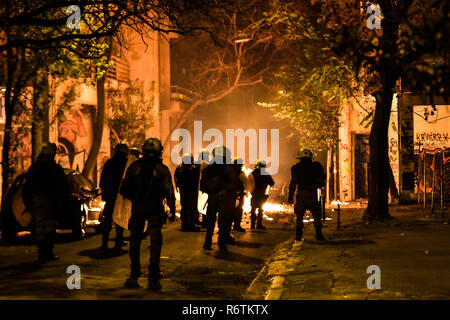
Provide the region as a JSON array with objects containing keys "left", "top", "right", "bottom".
[{"left": 181, "top": 86, "right": 299, "bottom": 188}]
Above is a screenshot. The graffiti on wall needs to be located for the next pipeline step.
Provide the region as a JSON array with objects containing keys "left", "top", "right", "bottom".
[
  {"left": 55, "top": 106, "right": 111, "bottom": 185},
  {"left": 56, "top": 109, "right": 90, "bottom": 171},
  {"left": 413, "top": 105, "right": 450, "bottom": 151},
  {"left": 388, "top": 122, "right": 400, "bottom": 188},
  {"left": 416, "top": 132, "right": 449, "bottom": 145}
]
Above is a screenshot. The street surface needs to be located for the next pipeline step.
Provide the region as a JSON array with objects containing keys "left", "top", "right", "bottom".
[
  {"left": 0, "top": 211, "right": 296, "bottom": 299},
  {"left": 1, "top": 205, "right": 449, "bottom": 300},
  {"left": 247, "top": 205, "right": 450, "bottom": 300}
]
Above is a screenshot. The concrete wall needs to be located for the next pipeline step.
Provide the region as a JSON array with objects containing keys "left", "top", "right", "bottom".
[
  {"left": 50, "top": 29, "right": 169, "bottom": 185},
  {"left": 338, "top": 96, "right": 372, "bottom": 202},
  {"left": 338, "top": 94, "right": 399, "bottom": 202}
]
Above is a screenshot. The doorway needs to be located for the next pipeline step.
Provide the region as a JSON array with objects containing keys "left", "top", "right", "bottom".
[{"left": 352, "top": 133, "right": 370, "bottom": 199}]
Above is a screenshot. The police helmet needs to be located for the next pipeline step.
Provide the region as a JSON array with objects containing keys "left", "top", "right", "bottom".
[
  {"left": 40, "top": 142, "right": 57, "bottom": 157},
  {"left": 142, "top": 137, "right": 163, "bottom": 156},
  {"left": 297, "top": 149, "right": 313, "bottom": 159},
  {"left": 212, "top": 145, "right": 231, "bottom": 158},
  {"left": 115, "top": 142, "right": 129, "bottom": 155},
  {"left": 255, "top": 159, "right": 267, "bottom": 168}
]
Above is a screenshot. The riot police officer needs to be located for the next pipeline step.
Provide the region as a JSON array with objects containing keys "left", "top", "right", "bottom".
[
  {"left": 250, "top": 160, "right": 274, "bottom": 229},
  {"left": 99, "top": 143, "right": 129, "bottom": 250},
  {"left": 175, "top": 153, "right": 200, "bottom": 232},
  {"left": 288, "top": 149, "right": 326, "bottom": 241},
  {"left": 22, "top": 142, "right": 68, "bottom": 263},
  {"left": 232, "top": 157, "right": 246, "bottom": 232},
  {"left": 200, "top": 146, "right": 239, "bottom": 251},
  {"left": 120, "top": 138, "right": 176, "bottom": 289}
]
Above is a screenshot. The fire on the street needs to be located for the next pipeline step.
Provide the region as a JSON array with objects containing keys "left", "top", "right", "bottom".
[
  {"left": 241, "top": 165, "right": 292, "bottom": 219},
  {"left": 192, "top": 165, "right": 292, "bottom": 220},
  {"left": 242, "top": 194, "right": 292, "bottom": 215}
]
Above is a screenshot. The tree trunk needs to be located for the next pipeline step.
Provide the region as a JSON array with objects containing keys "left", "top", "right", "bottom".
[
  {"left": 31, "top": 69, "right": 50, "bottom": 162},
  {"left": 82, "top": 76, "right": 106, "bottom": 180},
  {"left": 364, "top": 85, "right": 395, "bottom": 220},
  {"left": 363, "top": 2, "right": 399, "bottom": 221},
  {"left": 2, "top": 101, "right": 14, "bottom": 201},
  {"left": 81, "top": 38, "right": 112, "bottom": 180}
]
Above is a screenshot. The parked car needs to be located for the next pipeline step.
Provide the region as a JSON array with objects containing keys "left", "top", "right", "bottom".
[{"left": 0, "top": 169, "right": 105, "bottom": 243}]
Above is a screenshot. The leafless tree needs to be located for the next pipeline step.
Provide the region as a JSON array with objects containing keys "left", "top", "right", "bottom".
[
  {"left": 165, "top": 0, "right": 281, "bottom": 148},
  {"left": 0, "top": 0, "right": 236, "bottom": 197}
]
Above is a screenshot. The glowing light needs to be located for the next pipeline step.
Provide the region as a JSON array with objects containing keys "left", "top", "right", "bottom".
[
  {"left": 331, "top": 200, "right": 349, "bottom": 205},
  {"left": 243, "top": 193, "right": 252, "bottom": 213},
  {"left": 234, "top": 38, "right": 251, "bottom": 43},
  {"left": 263, "top": 202, "right": 282, "bottom": 212},
  {"left": 16, "top": 231, "right": 31, "bottom": 236},
  {"left": 264, "top": 202, "right": 293, "bottom": 213},
  {"left": 198, "top": 192, "right": 209, "bottom": 215},
  {"left": 243, "top": 199, "right": 293, "bottom": 214},
  {"left": 242, "top": 165, "right": 253, "bottom": 177},
  {"left": 205, "top": 164, "right": 294, "bottom": 217}
]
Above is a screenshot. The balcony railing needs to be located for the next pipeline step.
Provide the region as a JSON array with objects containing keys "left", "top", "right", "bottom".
[
  {"left": 106, "top": 56, "right": 130, "bottom": 83},
  {"left": 170, "top": 85, "right": 200, "bottom": 104}
]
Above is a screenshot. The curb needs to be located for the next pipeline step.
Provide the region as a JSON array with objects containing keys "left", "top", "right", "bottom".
[
  {"left": 244, "top": 238, "right": 304, "bottom": 300},
  {"left": 264, "top": 240, "right": 303, "bottom": 300}
]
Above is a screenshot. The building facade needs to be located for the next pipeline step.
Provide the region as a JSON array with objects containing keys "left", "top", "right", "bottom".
[{"left": 0, "top": 29, "right": 171, "bottom": 191}]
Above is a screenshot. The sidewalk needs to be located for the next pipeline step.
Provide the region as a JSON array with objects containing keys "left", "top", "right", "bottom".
[{"left": 245, "top": 205, "right": 450, "bottom": 300}]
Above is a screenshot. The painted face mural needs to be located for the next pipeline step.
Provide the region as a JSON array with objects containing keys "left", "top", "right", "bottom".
[{"left": 57, "top": 110, "right": 88, "bottom": 171}]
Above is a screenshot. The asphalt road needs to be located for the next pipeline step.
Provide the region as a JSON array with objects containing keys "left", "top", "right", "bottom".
[{"left": 0, "top": 212, "right": 296, "bottom": 299}]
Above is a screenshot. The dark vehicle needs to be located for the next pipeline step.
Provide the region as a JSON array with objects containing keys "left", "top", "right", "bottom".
[
  {"left": 0, "top": 169, "right": 104, "bottom": 243},
  {"left": 63, "top": 169, "right": 104, "bottom": 237}
]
